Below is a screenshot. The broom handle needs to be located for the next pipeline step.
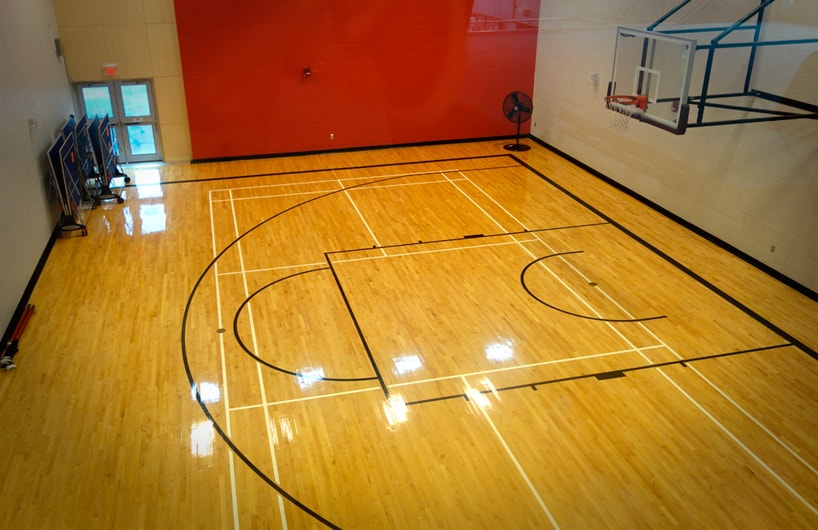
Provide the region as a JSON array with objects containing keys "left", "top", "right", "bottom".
[{"left": 9, "top": 305, "right": 35, "bottom": 342}]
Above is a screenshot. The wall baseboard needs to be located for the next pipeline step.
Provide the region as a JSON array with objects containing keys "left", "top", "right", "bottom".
[
  {"left": 530, "top": 135, "right": 817, "bottom": 302},
  {"left": 1, "top": 224, "right": 61, "bottom": 345},
  {"left": 190, "top": 135, "right": 517, "bottom": 165}
]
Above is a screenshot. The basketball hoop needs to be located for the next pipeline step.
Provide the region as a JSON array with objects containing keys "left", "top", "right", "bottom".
[{"left": 604, "top": 95, "right": 648, "bottom": 131}]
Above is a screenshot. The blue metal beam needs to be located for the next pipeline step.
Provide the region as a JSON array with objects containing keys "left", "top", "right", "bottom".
[
  {"left": 696, "top": 38, "right": 818, "bottom": 50},
  {"left": 645, "top": 0, "right": 818, "bottom": 131},
  {"left": 647, "top": 0, "right": 695, "bottom": 32},
  {"left": 710, "top": 0, "right": 776, "bottom": 45},
  {"left": 687, "top": 114, "right": 817, "bottom": 128}
]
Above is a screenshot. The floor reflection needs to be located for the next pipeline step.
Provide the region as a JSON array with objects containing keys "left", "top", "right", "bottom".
[
  {"left": 190, "top": 420, "right": 215, "bottom": 458},
  {"left": 132, "top": 168, "right": 163, "bottom": 199}
]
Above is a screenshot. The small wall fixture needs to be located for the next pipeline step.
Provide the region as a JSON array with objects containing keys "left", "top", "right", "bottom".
[
  {"left": 102, "top": 63, "right": 119, "bottom": 77},
  {"left": 303, "top": 66, "right": 312, "bottom": 78}
]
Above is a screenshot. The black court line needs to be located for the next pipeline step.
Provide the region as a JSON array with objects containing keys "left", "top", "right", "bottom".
[
  {"left": 534, "top": 139, "right": 818, "bottom": 303},
  {"left": 190, "top": 136, "right": 522, "bottom": 165},
  {"left": 322, "top": 223, "right": 609, "bottom": 401},
  {"left": 126, "top": 154, "right": 519, "bottom": 187},
  {"left": 520, "top": 251, "right": 667, "bottom": 323},
  {"left": 325, "top": 255, "right": 391, "bottom": 397},
  {"left": 406, "top": 343, "right": 794, "bottom": 406},
  {"left": 324, "top": 222, "right": 610, "bottom": 257},
  {"left": 181, "top": 154, "right": 813, "bottom": 529},
  {"left": 595, "top": 371, "right": 626, "bottom": 380},
  {"left": 184, "top": 164, "right": 522, "bottom": 529},
  {"left": 182, "top": 171, "right": 439, "bottom": 530},
  {"left": 511, "top": 156, "right": 818, "bottom": 362},
  {"left": 231, "top": 267, "right": 380, "bottom": 383}
]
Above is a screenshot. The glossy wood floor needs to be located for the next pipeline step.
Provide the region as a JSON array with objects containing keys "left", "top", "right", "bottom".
[{"left": 1, "top": 140, "right": 817, "bottom": 529}]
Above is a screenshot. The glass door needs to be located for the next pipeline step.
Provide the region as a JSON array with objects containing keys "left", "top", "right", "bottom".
[{"left": 77, "top": 80, "right": 163, "bottom": 163}]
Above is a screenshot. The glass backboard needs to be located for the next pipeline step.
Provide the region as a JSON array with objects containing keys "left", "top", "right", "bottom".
[{"left": 608, "top": 27, "right": 696, "bottom": 134}]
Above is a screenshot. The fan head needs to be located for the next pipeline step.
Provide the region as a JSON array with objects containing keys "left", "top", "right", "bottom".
[{"left": 503, "top": 91, "right": 533, "bottom": 123}]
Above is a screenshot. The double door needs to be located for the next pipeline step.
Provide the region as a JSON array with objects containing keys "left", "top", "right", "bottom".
[{"left": 76, "top": 80, "right": 162, "bottom": 163}]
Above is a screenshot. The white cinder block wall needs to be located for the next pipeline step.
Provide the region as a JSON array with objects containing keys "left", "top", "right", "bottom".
[
  {"left": 0, "top": 0, "right": 75, "bottom": 335},
  {"left": 54, "top": 0, "right": 191, "bottom": 162},
  {"left": 532, "top": 0, "right": 818, "bottom": 292}
]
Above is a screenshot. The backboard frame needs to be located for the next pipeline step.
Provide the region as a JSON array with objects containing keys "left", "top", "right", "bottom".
[
  {"left": 608, "top": 26, "right": 697, "bottom": 135},
  {"left": 607, "top": 0, "right": 818, "bottom": 135}
]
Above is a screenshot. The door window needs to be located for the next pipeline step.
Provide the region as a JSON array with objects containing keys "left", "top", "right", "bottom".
[
  {"left": 120, "top": 84, "right": 152, "bottom": 118},
  {"left": 126, "top": 124, "right": 158, "bottom": 156},
  {"left": 81, "top": 86, "right": 114, "bottom": 119},
  {"left": 77, "top": 80, "right": 162, "bottom": 163}
]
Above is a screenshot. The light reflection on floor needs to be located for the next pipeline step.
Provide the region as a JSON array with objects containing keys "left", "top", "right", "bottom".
[
  {"left": 118, "top": 167, "right": 167, "bottom": 235},
  {"left": 132, "top": 168, "right": 163, "bottom": 199}
]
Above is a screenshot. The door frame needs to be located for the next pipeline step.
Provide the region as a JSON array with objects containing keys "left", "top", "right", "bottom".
[{"left": 76, "top": 79, "right": 163, "bottom": 163}]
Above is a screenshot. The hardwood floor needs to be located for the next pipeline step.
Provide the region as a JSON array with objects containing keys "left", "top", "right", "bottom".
[{"left": 0, "top": 140, "right": 816, "bottom": 529}]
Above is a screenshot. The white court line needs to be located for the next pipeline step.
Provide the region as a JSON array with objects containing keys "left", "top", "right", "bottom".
[
  {"left": 209, "top": 189, "right": 240, "bottom": 530},
  {"left": 629, "top": 317, "right": 818, "bottom": 510},
  {"left": 306, "top": 169, "right": 662, "bottom": 527},
  {"left": 389, "top": 345, "right": 666, "bottom": 389},
  {"left": 461, "top": 376, "right": 561, "bottom": 530},
  {"left": 656, "top": 367, "right": 818, "bottom": 516},
  {"left": 213, "top": 188, "right": 342, "bottom": 203},
  {"left": 230, "top": 385, "right": 383, "bottom": 411},
  {"left": 341, "top": 177, "right": 466, "bottom": 192},
  {"left": 217, "top": 262, "right": 328, "bottom": 277},
  {"left": 552, "top": 251, "right": 818, "bottom": 512},
  {"left": 441, "top": 171, "right": 518, "bottom": 233},
  {"left": 339, "top": 178, "right": 385, "bottom": 255},
  {"left": 213, "top": 165, "right": 624, "bottom": 528},
  {"left": 211, "top": 171, "right": 465, "bottom": 203},
  {"left": 212, "top": 178, "right": 467, "bottom": 203},
  {"left": 454, "top": 171, "right": 818, "bottom": 517},
  {"left": 523, "top": 225, "right": 818, "bottom": 482},
  {"left": 691, "top": 366, "right": 818, "bottom": 479},
  {"left": 447, "top": 172, "right": 619, "bottom": 322},
  {"left": 228, "top": 189, "right": 289, "bottom": 529},
  {"left": 329, "top": 237, "right": 541, "bottom": 264},
  {"left": 230, "top": 346, "right": 666, "bottom": 412},
  {"left": 211, "top": 168, "right": 450, "bottom": 194},
  {"left": 448, "top": 170, "right": 534, "bottom": 232},
  {"left": 214, "top": 164, "right": 817, "bottom": 520},
  {"left": 511, "top": 219, "right": 818, "bottom": 511},
  {"left": 444, "top": 171, "right": 626, "bottom": 324}
]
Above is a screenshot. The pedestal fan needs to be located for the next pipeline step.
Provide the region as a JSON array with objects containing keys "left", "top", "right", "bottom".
[{"left": 502, "top": 91, "right": 533, "bottom": 152}]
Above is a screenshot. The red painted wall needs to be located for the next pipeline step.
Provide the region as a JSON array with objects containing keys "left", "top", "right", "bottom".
[{"left": 174, "top": 1, "right": 539, "bottom": 160}]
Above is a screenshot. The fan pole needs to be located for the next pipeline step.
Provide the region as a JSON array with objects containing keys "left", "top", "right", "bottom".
[
  {"left": 504, "top": 110, "right": 531, "bottom": 152},
  {"left": 502, "top": 91, "right": 532, "bottom": 152},
  {"left": 516, "top": 112, "right": 521, "bottom": 146}
]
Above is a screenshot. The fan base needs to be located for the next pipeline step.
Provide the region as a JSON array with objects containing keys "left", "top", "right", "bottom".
[{"left": 503, "top": 143, "right": 531, "bottom": 152}]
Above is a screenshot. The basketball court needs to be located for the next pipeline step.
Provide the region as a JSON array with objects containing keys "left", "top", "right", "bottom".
[
  {"left": 179, "top": 152, "right": 818, "bottom": 529},
  {"left": 3, "top": 1, "right": 818, "bottom": 528}
]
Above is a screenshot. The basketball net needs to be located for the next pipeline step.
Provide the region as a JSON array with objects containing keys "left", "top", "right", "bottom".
[
  {"left": 604, "top": 95, "right": 647, "bottom": 132},
  {"left": 608, "top": 105, "right": 633, "bottom": 131}
]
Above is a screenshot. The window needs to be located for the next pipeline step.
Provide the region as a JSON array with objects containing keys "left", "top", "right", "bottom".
[{"left": 76, "top": 80, "right": 163, "bottom": 163}]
